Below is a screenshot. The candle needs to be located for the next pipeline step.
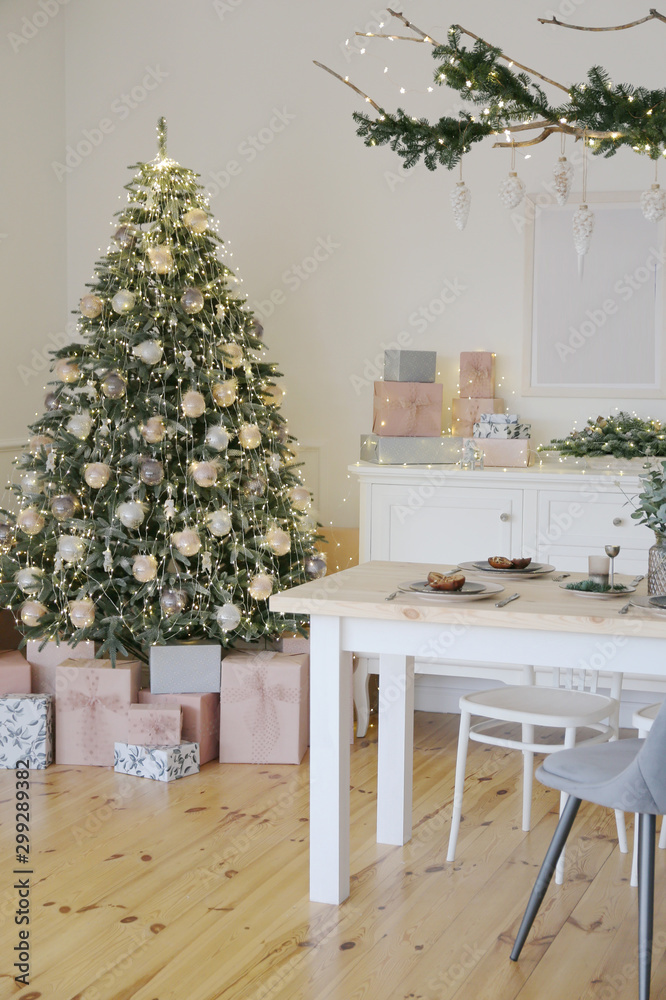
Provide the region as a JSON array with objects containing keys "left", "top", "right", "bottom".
[{"left": 588, "top": 555, "right": 610, "bottom": 584}]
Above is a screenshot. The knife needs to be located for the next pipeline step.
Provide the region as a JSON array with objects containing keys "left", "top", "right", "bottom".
[{"left": 496, "top": 592, "right": 520, "bottom": 608}]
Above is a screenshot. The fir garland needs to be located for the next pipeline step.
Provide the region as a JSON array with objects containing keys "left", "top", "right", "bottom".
[{"left": 539, "top": 413, "right": 666, "bottom": 459}]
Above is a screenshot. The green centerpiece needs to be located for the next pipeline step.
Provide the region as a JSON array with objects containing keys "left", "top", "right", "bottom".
[{"left": 539, "top": 413, "right": 666, "bottom": 461}]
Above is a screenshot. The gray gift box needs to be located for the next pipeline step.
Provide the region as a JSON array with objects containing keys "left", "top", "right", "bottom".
[
  {"left": 0, "top": 693, "right": 54, "bottom": 768},
  {"left": 384, "top": 350, "right": 436, "bottom": 383},
  {"left": 150, "top": 642, "right": 221, "bottom": 694},
  {"left": 114, "top": 741, "right": 200, "bottom": 781},
  {"left": 360, "top": 433, "right": 462, "bottom": 465}
]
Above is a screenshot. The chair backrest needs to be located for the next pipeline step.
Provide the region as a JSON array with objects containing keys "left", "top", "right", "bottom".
[
  {"left": 635, "top": 698, "right": 666, "bottom": 813},
  {"left": 541, "top": 667, "right": 623, "bottom": 703}
]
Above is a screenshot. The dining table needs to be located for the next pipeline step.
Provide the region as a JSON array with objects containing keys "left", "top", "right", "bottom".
[{"left": 269, "top": 559, "right": 666, "bottom": 905}]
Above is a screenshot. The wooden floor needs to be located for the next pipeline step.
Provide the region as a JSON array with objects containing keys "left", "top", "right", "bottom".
[{"left": 1, "top": 712, "right": 665, "bottom": 1000}]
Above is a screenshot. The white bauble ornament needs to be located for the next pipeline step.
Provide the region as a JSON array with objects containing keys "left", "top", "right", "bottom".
[
  {"left": 84, "top": 462, "right": 111, "bottom": 488},
  {"left": 206, "top": 508, "right": 232, "bottom": 537},
  {"left": 132, "top": 554, "right": 158, "bottom": 582},
  {"left": 248, "top": 573, "right": 273, "bottom": 601},
  {"left": 181, "top": 390, "right": 206, "bottom": 418},
  {"left": 172, "top": 528, "right": 201, "bottom": 556},
  {"left": 20, "top": 470, "right": 42, "bottom": 494},
  {"left": 305, "top": 554, "right": 328, "bottom": 579},
  {"left": 69, "top": 598, "right": 95, "bottom": 629},
  {"left": 183, "top": 208, "right": 208, "bottom": 233},
  {"left": 212, "top": 379, "right": 237, "bottom": 407},
  {"left": 67, "top": 411, "right": 92, "bottom": 439},
  {"left": 133, "top": 340, "right": 163, "bottom": 365},
  {"left": 267, "top": 453, "right": 282, "bottom": 473},
  {"left": 21, "top": 601, "right": 47, "bottom": 626},
  {"left": 287, "top": 486, "right": 310, "bottom": 511},
  {"left": 58, "top": 534, "right": 86, "bottom": 564},
  {"left": 111, "top": 289, "right": 136, "bottom": 314},
  {"left": 28, "top": 435, "right": 53, "bottom": 455},
  {"left": 160, "top": 588, "right": 188, "bottom": 616},
  {"left": 261, "top": 383, "right": 284, "bottom": 406},
  {"left": 238, "top": 423, "right": 261, "bottom": 449},
  {"left": 553, "top": 156, "right": 574, "bottom": 206},
  {"left": 190, "top": 461, "right": 218, "bottom": 487},
  {"left": 205, "top": 425, "right": 229, "bottom": 451},
  {"left": 17, "top": 508, "right": 45, "bottom": 535},
  {"left": 266, "top": 526, "right": 291, "bottom": 556},
  {"left": 16, "top": 567, "right": 44, "bottom": 594},
  {"left": 141, "top": 416, "right": 166, "bottom": 443},
  {"left": 80, "top": 294, "right": 103, "bottom": 319},
  {"left": 117, "top": 500, "right": 146, "bottom": 529},
  {"left": 50, "top": 494, "right": 80, "bottom": 522},
  {"left": 101, "top": 372, "right": 127, "bottom": 399},
  {"left": 573, "top": 204, "right": 595, "bottom": 257},
  {"left": 147, "top": 245, "right": 174, "bottom": 274},
  {"left": 219, "top": 343, "right": 244, "bottom": 368},
  {"left": 450, "top": 181, "right": 472, "bottom": 231},
  {"left": 641, "top": 183, "right": 666, "bottom": 223},
  {"left": 216, "top": 603, "right": 242, "bottom": 631},
  {"left": 498, "top": 171, "right": 526, "bottom": 209},
  {"left": 140, "top": 459, "right": 164, "bottom": 485},
  {"left": 181, "top": 287, "right": 205, "bottom": 314},
  {"left": 54, "top": 358, "right": 80, "bottom": 383}
]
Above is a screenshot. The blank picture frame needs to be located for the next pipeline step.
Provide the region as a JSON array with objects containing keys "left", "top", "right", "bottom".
[{"left": 522, "top": 192, "right": 666, "bottom": 397}]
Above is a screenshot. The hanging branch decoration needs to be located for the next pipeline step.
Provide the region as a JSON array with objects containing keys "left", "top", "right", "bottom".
[{"left": 537, "top": 11, "right": 666, "bottom": 31}]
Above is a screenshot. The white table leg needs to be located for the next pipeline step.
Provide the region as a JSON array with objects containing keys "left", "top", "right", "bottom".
[
  {"left": 309, "top": 615, "right": 352, "bottom": 904},
  {"left": 377, "top": 653, "right": 414, "bottom": 845}
]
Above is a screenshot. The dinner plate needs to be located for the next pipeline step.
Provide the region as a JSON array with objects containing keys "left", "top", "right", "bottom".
[
  {"left": 649, "top": 595, "right": 666, "bottom": 609},
  {"left": 630, "top": 595, "right": 666, "bottom": 615},
  {"left": 398, "top": 580, "right": 505, "bottom": 601},
  {"left": 458, "top": 560, "right": 555, "bottom": 577},
  {"left": 560, "top": 582, "right": 637, "bottom": 600}
]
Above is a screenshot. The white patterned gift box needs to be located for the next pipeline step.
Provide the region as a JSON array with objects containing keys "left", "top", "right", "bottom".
[
  {"left": 0, "top": 694, "right": 54, "bottom": 768},
  {"left": 473, "top": 422, "right": 531, "bottom": 439},
  {"left": 478, "top": 414, "right": 518, "bottom": 424},
  {"left": 114, "top": 741, "right": 200, "bottom": 781}
]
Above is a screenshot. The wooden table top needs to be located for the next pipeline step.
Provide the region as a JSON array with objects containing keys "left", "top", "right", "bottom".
[{"left": 269, "top": 561, "right": 666, "bottom": 638}]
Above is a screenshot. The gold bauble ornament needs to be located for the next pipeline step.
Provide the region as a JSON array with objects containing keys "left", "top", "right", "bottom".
[
  {"left": 84, "top": 463, "right": 111, "bottom": 489},
  {"left": 238, "top": 423, "right": 261, "bottom": 449},
  {"left": 219, "top": 342, "right": 244, "bottom": 368},
  {"left": 141, "top": 416, "right": 166, "bottom": 443},
  {"left": 80, "top": 294, "right": 103, "bottom": 319},
  {"left": 54, "top": 358, "right": 80, "bottom": 383},
  {"left": 181, "top": 390, "right": 206, "bottom": 418},
  {"left": 190, "top": 461, "right": 218, "bottom": 488},
  {"left": 17, "top": 508, "right": 45, "bottom": 535},
  {"left": 147, "top": 245, "right": 174, "bottom": 274},
  {"left": 172, "top": 529, "right": 202, "bottom": 557},
  {"left": 212, "top": 379, "right": 237, "bottom": 407},
  {"left": 248, "top": 573, "right": 274, "bottom": 601},
  {"left": 182, "top": 208, "right": 209, "bottom": 233},
  {"left": 132, "top": 554, "right": 158, "bottom": 583}
]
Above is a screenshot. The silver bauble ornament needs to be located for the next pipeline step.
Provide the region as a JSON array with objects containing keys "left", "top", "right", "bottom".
[
  {"left": 117, "top": 500, "right": 146, "bottom": 529},
  {"left": 238, "top": 424, "right": 261, "bottom": 449},
  {"left": 111, "top": 289, "right": 136, "bottom": 314},
  {"left": 101, "top": 372, "right": 127, "bottom": 399},
  {"left": 21, "top": 601, "right": 47, "bottom": 626},
  {"left": 17, "top": 508, "right": 45, "bottom": 535},
  {"left": 206, "top": 509, "right": 232, "bottom": 537},
  {"left": 573, "top": 203, "right": 595, "bottom": 257},
  {"left": 84, "top": 462, "right": 111, "bottom": 489},
  {"left": 219, "top": 342, "right": 244, "bottom": 368},
  {"left": 160, "top": 588, "right": 188, "bottom": 616},
  {"left": 205, "top": 425, "right": 229, "bottom": 451},
  {"left": 248, "top": 573, "right": 273, "bottom": 601},
  {"left": 249, "top": 319, "right": 264, "bottom": 340},
  {"left": 54, "top": 358, "right": 80, "bottom": 383},
  {"left": 19, "top": 470, "right": 42, "bottom": 494},
  {"left": 305, "top": 554, "right": 328, "bottom": 579},
  {"left": 44, "top": 391, "right": 60, "bottom": 411},
  {"left": 16, "top": 567, "right": 44, "bottom": 594},
  {"left": 69, "top": 598, "right": 95, "bottom": 629},
  {"left": 245, "top": 476, "right": 266, "bottom": 497},
  {"left": 133, "top": 340, "right": 163, "bottom": 365},
  {"left": 140, "top": 458, "right": 164, "bottom": 485},
  {"left": 50, "top": 494, "right": 81, "bottom": 522},
  {"left": 190, "top": 461, "right": 218, "bottom": 488},
  {"left": 641, "top": 183, "right": 666, "bottom": 223},
  {"left": 141, "top": 416, "right": 166, "bottom": 443},
  {"left": 80, "top": 294, "right": 103, "bottom": 319},
  {"left": 212, "top": 379, "right": 237, "bottom": 407},
  {"left": 182, "top": 208, "right": 208, "bottom": 233},
  {"left": 132, "top": 554, "right": 158, "bottom": 582},
  {"left": 181, "top": 287, "right": 205, "bottom": 314},
  {"left": 498, "top": 171, "right": 526, "bottom": 210},
  {"left": 66, "top": 411, "right": 92, "bottom": 439},
  {"left": 58, "top": 534, "right": 86, "bottom": 564},
  {"left": 553, "top": 156, "right": 574, "bottom": 206},
  {"left": 172, "top": 528, "right": 201, "bottom": 557},
  {"left": 266, "top": 526, "right": 291, "bottom": 556},
  {"left": 181, "top": 390, "right": 206, "bottom": 418},
  {"left": 216, "top": 603, "right": 242, "bottom": 631},
  {"left": 147, "top": 245, "right": 174, "bottom": 274},
  {"left": 450, "top": 181, "right": 472, "bottom": 231},
  {"left": 113, "top": 225, "right": 136, "bottom": 249}
]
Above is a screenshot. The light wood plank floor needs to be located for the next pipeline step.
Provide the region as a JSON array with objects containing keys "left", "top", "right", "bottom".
[{"left": 0, "top": 712, "right": 664, "bottom": 1000}]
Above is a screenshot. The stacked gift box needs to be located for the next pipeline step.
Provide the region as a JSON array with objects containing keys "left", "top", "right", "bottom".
[
  {"left": 468, "top": 412, "right": 532, "bottom": 467},
  {"left": 453, "top": 351, "right": 531, "bottom": 468},
  {"left": 361, "top": 349, "right": 461, "bottom": 464}
]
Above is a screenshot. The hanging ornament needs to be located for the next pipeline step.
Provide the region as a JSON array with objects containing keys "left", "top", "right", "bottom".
[
  {"left": 141, "top": 416, "right": 167, "bottom": 443},
  {"left": 215, "top": 303, "right": 226, "bottom": 321},
  {"left": 111, "top": 289, "right": 136, "bottom": 314},
  {"left": 147, "top": 245, "right": 174, "bottom": 274},
  {"left": 133, "top": 340, "right": 163, "bottom": 365},
  {"left": 20, "top": 601, "right": 47, "bottom": 627},
  {"left": 45, "top": 451, "right": 57, "bottom": 474},
  {"left": 238, "top": 423, "right": 261, "bottom": 449},
  {"left": 58, "top": 534, "right": 86, "bottom": 564},
  {"left": 164, "top": 497, "right": 176, "bottom": 520},
  {"left": 103, "top": 548, "right": 113, "bottom": 573},
  {"left": 245, "top": 475, "right": 266, "bottom": 497},
  {"left": 17, "top": 508, "right": 45, "bottom": 535},
  {"left": 140, "top": 458, "right": 164, "bottom": 485},
  {"left": 66, "top": 411, "right": 93, "bottom": 439},
  {"left": 641, "top": 184, "right": 666, "bottom": 223},
  {"left": 113, "top": 224, "right": 136, "bottom": 249},
  {"left": 44, "top": 391, "right": 60, "bottom": 411},
  {"left": 573, "top": 204, "right": 595, "bottom": 258},
  {"left": 182, "top": 349, "right": 195, "bottom": 371},
  {"left": 205, "top": 425, "right": 229, "bottom": 451},
  {"left": 248, "top": 319, "right": 264, "bottom": 340},
  {"left": 206, "top": 508, "right": 232, "bottom": 537},
  {"left": 181, "top": 390, "right": 206, "bottom": 418},
  {"left": 172, "top": 528, "right": 201, "bottom": 556},
  {"left": 190, "top": 461, "right": 218, "bottom": 487},
  {"left": 216, "top": 603, "right": 242, "bottom": 631},
  {"left": 267, "top": 453, "right": 282, "bottom": 473},
  {"left": 0, "top": 523, "right": 15, "bottom": 548},
  {"left": 101, "top": 372, "right": 127, "bottom": 400},
  {"left": 116, "top": 500, "right": 146, "bottom": 528},
  {"left": 305, "top": 554, "right": 328, "bottom": 579},
  {"left": 450, "top": 181, "right": 472, "bottom": 231},
  {"left": 54, "top": 358, "right": 80, "bottom": 383},
  {"left": 261, "top": 383, "right": 284, "bottom": 406},
  {"left": 266, "top": 526, "right": 291, "bottom": 556},
  {"left": 16, "top": 567, "right": 44, "bottom": 594},
  {"left": 84, "top": 462, "right": 111, "bottom": 489},
  {"left": 69, "top": 598, "right": 95, "bottom": 629},
  {"left": 181, "top": 287, "right": 205, "bottom": 314},
  {"left": 182, "top": 208, "right": 208, "bottom": 233},
  {"left": 498, "top": 172, "right": 526, "bottom": 209},
  {"left": 160, "top": 588, "right": 188, "bottom": 616},
  {"left": 248, "top": 573, "right": 273, "bottom": 600},
  {"left": 219, "top": 342, "right": 244, "bottom": 368},
  {"left": 287, "top": 486, "right": 310, "bottom": 511},
  {"left": 212, "top": 379, "right": 237, "bottom": 407},
  {"left": 19, "top": 470, "right": 42, "bottom": 494},
  {"left": 80, "top": 294, "right": 103, "bottom": 319},
  {"left": 553, "top": 157, "right": 574, "bottom": 206},
  {"left": 133, "top": 554, "right": 158, "bottom": 582},
  {"left": 201, "top": 551, "right": 212, "bottom": 574},
  {"left": 50, "top": 494, "right": 81, "bottom": 522}
]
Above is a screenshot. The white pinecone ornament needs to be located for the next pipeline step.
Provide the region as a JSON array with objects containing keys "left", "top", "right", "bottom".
[
  {"left": 552, "top": 156, "right": 574, "bottom": 206},
  {"left": 450, "top": 181, "right": 472, "bottom": 231},
  {"left": 573, "top": 203, "right": 595, "bottom": 257},
  {"left": 498, "top": 171, "right": 526, "bottom": 209},
  {"left": 641, "top": 183, "right": 666, "bottom": 222}
]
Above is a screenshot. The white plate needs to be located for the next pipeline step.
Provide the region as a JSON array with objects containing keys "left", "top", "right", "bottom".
[
  {"left": 560, "top": 583, "right": 637, "bottom": 600},
  {"left": 398, "top": 580, "right": 505, "bottom": 601},
  {"left": 630, "top": 595, "right": 666, "bottom": 615},
  {"left": 459, "top": 560, "right": 555, "bottom": 577}
]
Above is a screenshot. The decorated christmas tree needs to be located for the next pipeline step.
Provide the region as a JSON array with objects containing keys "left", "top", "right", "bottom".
[{"left": 0, "top": 119, "right": 324, "bottom": 661}]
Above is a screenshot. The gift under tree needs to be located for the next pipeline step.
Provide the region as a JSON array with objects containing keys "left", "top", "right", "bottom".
[{"left": 0, "top": 119, "right": 323, "bottom": 662}]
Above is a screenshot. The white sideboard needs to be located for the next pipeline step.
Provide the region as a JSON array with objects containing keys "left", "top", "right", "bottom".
[{"left": 349, "top": 461, "right": 661, "bottom": 731}]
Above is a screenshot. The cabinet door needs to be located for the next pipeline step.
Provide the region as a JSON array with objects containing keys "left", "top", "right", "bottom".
[{"left": 368, "top": 484, "right": 523, "bottom": 564}]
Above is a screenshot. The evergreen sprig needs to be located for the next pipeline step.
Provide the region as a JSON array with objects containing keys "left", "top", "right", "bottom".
[{"left": 539, "top": 412, "right": 666, "bottom": 459}]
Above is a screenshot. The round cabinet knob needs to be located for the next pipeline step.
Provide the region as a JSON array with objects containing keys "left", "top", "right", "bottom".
[
  {"left": 500, "top": 513, "right": 510, "bottom": 522},
  {"left": 613, "top": 517, "right": 623, "bottom": 527}
]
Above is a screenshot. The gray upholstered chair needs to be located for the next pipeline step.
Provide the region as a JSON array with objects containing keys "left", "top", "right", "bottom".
[{"left": 511, "top": 698, "right": 666, "bottom": 1000}]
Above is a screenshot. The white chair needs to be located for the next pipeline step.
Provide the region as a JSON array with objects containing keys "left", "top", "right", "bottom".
[
  {"left": 630, "top": 702, "right": 666, "bottom": 886},
  {"left": 447, "top": 666, "right": 627, "bottom": 881}
]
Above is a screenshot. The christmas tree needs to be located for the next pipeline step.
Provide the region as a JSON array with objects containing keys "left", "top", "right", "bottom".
[{"left": 0, "top": 119, "right": 324, "bottom": 661}]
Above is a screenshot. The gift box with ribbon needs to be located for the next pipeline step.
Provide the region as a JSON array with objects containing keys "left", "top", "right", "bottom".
[
  {"left": 114, "top": 741, "right": 200, "bottom": 782},
  {"left": 372, "top": 381, "right": 443, "bottom": 437},
  {"left": 27, "top": 639, "right": 96, "bottom": 696},
  {"left": 459, "top": 351, "right": 495, "bottom": 399},
  {"left": 452, "top": 398, "right": 504, "bottom": 438},
  {"left": 0, "top": 650, "right": 31, "bottom": 696},
  {"left": 126, "top": 704, "right": 182, "bottom": 746},
  {"left": 219, "top": 650, "right": 309, "bottom": 764},
  {"left": 138, "top": 691, "right": 220, "bottom": 764},
  {"left": 0, "top": 694, "right": 54, "bottom": 768}
]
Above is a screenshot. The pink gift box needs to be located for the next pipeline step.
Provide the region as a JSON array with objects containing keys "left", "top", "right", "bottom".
[
  {"left": 0, "top": 650, "right": 31, "bottom": 695},
  {"left": 27, "top": 639, "right": 96, "bottom": 696},
  {"left": 219, "top": 650, "right": 309, "bottom": 764},
  {"left": 459, "top": 352, "right": 495, "bottom": 399},
  {"left": 55, "top": 658, "right": 141, "bottom": 766},
  {"left": 126, "top": 705, "right": 182, "bottom": 745},
  {"left": 138, "top": 691, "right": 220, "bottom": 764},
  {"left": 273, "top": 633, "right": 310, "bottom": 655},
  {"left": 452, "top": 398, "right": 504, "bottom": 437},
  {"left": 372, "top": 382, "right": 443, "bottom": 437},
  {"left": 463, "top": 437, "right": 532, "bottom": 467}
]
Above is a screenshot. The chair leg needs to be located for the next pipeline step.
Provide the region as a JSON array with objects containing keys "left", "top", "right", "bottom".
[
  {"left": 447, "top": 710, "right": 471, "bottom": 863},
  {"left": 522, "top": 723, "right": 534, "bottom": 832},
  {"left": 659, "top": 818, "right": 666, "bottom": 850},
  {"left": 511, "top": 795, "right": 582, "bottom": 962},
  {"left": 615, "top": 809, "right": 629, "bottom": 854},
  {"left": 637, "top": 813, "right": 656, "bottom": 1000},
  {"left": 555, "top": 792, "right": 568, "bottom": 885},
  {"left": 631, "top": 812, "right": 640, "bottom": 887}
]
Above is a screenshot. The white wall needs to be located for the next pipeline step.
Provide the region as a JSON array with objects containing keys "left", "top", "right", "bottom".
[{"left": 2, "top": 0, "right": 664, "bottom": 526}]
